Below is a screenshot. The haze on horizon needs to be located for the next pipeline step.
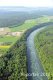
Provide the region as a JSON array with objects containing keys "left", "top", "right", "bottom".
[{"left": 0, "top": 0, "right": 53, "bottom": 8}]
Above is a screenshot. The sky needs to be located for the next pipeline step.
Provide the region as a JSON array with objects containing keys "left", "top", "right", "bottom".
[{"left": 0, "top": 0, "right": 53, "bottom": 7}]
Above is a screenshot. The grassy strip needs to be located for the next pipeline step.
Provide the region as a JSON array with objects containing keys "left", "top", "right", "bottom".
[
  {"left": 34, "top": 26, "right": 53, "bottom": 80},
  {"left": 0, "top": 48, "right": 9, "bottom": 57}
]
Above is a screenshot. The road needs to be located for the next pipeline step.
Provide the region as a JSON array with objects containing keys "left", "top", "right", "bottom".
[{"left": 26, "top": 27, "right": 48, "bottom": 80}]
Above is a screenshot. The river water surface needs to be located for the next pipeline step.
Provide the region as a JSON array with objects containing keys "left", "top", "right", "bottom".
[{"left": 27, "top": 27, "right": 48, "bottom": 80}]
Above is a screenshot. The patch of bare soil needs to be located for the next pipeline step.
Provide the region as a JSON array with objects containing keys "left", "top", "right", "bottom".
[{"left": 0, "top": 27, "right": 23, "bottom": 36}]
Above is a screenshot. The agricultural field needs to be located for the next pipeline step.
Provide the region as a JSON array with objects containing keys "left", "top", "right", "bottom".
[
  {"left": 34, "top": 26, "right": 53, "bottom": 80},
  {"left": 0, "top": 36, "right": 18, "bottom": 45},
  {"left": 0, "top": 36, "right": 18, "bottom": 57}
]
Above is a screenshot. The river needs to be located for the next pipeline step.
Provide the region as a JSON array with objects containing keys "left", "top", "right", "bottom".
[{"left": 27, "top": 27, "right": 48, "bottom": 80}]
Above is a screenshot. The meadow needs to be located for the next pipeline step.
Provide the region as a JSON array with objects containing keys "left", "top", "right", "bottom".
[
  {"left": 10, "top": 16, "right": 50, "bottom": 32},
  {"left": 0, "top": 36, "right": 18, "bottom": 42}
]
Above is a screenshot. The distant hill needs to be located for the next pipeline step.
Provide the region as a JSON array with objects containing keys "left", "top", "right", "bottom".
[
  {"left": 0, "top": 6, "right": 53, "bottom": 12},
  {"left": 0, "top": 6, "right": 35, "bottom": 12}
]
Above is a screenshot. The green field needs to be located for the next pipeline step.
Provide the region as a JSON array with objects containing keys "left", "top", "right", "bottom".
[
  {"left": 10, "top": 19, "right": 37, "bottom": 32},
  {"left": 0, "top": 35, "right": 18, "bottom": 57},
  {"left": 0, "top": 36, "right": 18, "bottom": 45},
  {"left": 34, "top": 26, "right": 53, "bottom": 80},
  {"left": 10, "top": 16, "right": 50, "bottom": 32}
]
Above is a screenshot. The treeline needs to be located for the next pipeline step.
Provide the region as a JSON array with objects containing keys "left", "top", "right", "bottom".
[
  {"left": 0, "top": 11, "right": 41, "bottom": 27},
  {"left": 0, "top": 33, "right": 28, "bottom": 80},
  {"left": 0, "top": 8, "right": 53, "bottom": 27},
  {"left": 0, "top": 12, "right": 27, "bottom": 27}
]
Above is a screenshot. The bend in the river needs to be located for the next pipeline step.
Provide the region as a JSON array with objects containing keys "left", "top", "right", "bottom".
[{"left": 26, "top": 23, "right": 53, "bottom": 80}]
